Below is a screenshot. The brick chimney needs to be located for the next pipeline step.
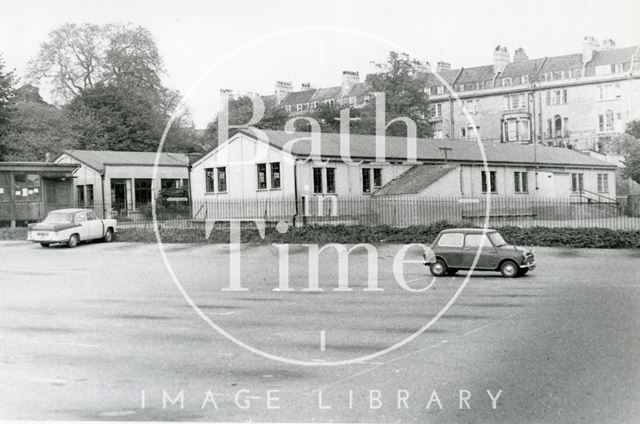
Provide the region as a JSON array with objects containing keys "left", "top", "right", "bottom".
[
  {"left": 493, "top": 45, "right": 510, "bottom": 74},
  {"left": 513, "top": 47, "right": 528, "bottom": 62},
  {"left": 275, "top": 81, "right": 293, "bottom": 104},
  {"left": 341, "top": 71, "right": 360, "bottom": 96},
  {"left": 436, "top": 61, "right": 451, "bottom": 72},
  {"left": 582, "top": 36, "right": 600, "bottom": 63},
  {"left": 414, "top": 60, "right": 431, "bottom": 73}
]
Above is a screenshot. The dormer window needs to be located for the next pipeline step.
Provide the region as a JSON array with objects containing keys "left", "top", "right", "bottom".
[
  {"left": 502, "top": 77, "right": 512, "bottom": 87},
  {"left": 521, "top": 75, "right": 529, "bottom": 85}
]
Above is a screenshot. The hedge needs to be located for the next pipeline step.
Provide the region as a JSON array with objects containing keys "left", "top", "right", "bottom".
[{"left": 3, "top": 222, "right": 640, "bottom": 248}]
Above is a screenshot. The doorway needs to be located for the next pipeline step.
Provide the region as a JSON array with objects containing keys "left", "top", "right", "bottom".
[{"left": 110, "top": 179, "right": 128, "bottom": 215}]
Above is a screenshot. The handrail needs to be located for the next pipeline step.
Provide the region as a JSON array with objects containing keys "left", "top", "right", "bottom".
[{"left": 578, "top": 188, "right": 618, "bottom": 205}]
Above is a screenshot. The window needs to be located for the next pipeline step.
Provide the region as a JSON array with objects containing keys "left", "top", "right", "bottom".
[
  {"left": 502, "top": 77, "right": 512, "bottom": 87},
  {"left": 75, "top": 212, "right": 87, "bottom": 223},
  {"left": 606, "top": 110, "right": 614, "bottom": 132},
  {"left": 373, "top": 168, "right": 382, "bottom": 188},
  {"left": 481, "top": 171, "right": 497, "bottom": 193},
  {"left": 256, "top": 163, "right": 267, "bottom": 190},
  {"left": 86, "top": 184, "right": 94, "bottom": 206},
  {"left": 545, "top": 91, "right": 551, "bottom": 106},
  {"left": 312, "top": 167, "right": 335, "bottom": 194},
  {"left": 504, "top": 94, "right": 524, "bottom": 110},
  {"left": 547, "top": 119, "right": 552, "bottom": 138},
  {"left": 598, "top": 114, "right": 605, "bottom": 132},
  {"left": 326, "top": 168, "right": 336, "bottom": 193},
  {"left": 438, "top": 233, "right": 464, "bottom": 247},
  {"left": 506, "top": 120, "right": 517, "bottom": 141},
  {"left": 519, "top": 119, "right": 531, "bottom": 140},
  {"left": 285, "top": 105, "right": 291, "bottom": 113},
  {"left": 205, "top": 168, "right": 215, "bottom": 192},
  {"left": 13, "top": 173, "right": 41, "bottom": 202},
  {"left": 313, "top": 167, "right": 323, "bottom": 194},
  {"left": 296, "top": 104, "right": 303, "bottom": 112},
  {"left": 514, "top": 171, "right": 528, "bottom": 193},
  {"left": 521, "top": 75, "right": 529, "bottom": 85},
  {"left": 134, "top": 179, "right": 152, "bottom": 207},
  {"left": 362, "top": 168, "right": 371, "bottom": 193},
  {"left": 571, "top": 173, "right": 584, "bottom": 192},
  {"left": 77, "top": 185, "right": 85, "bottom": 205},
  {"left": 86, "top": 211, "right": 97, "bottom": 221},
  {"left": 270, "top": 162, "right": 281, "bottom": 189},
  {"left": 563, "top": 117, "right": 569, "bottom": 137},
  {"left": 465, "top": 233, "right": 492, "bottom": 248},
  {"left": 597, "top": 173, "right": 609, "bottom": 193},
  {"left": 431, "top": 103, "right": 442, "bottom": 117},
  {"left": 217, "top": 167, "right": 227, "bottom": 192}
]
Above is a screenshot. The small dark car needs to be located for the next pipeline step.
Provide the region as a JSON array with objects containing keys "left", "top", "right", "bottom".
[{"left": 424, "top": 228, "right": 535, "bottom": 278}]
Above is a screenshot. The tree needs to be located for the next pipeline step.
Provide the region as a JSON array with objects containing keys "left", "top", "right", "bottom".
[
  {"left": 625, "top": 120, "right": 640, "bottom": 140},
  {"left": 0, "top": 85, "right": 75, "bottom": 161},
  {"left": 27, "top": 23, "right": 163, "bottom": 102},
  {"left": 64, "top": 83, "right": 164, "bottom": 151},
  {"left": 203, "top": 96, "right": 290, "bottom": 148},
  {"left": 353, "top": 51, "right": 431, "bottom": 138},
  {"left": 64, "top": 83, "right": 201, "bottom": 153},
  {"left": 622, "top": 120, "right": 640, "bottom": 184},
  {"left": 0, "top": 55, "right": 17, "bottom": 159}
]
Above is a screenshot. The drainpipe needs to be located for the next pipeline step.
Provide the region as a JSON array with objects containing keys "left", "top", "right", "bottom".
[
  {"left": 292, "top": 160, "right": 299, "bottom": 226},
  {"left": 101, "top": 174, "right": 106, "bottom": 218}
]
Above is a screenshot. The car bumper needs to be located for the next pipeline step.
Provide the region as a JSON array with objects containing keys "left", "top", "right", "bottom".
[
  {"left": 27, "top": 231, "right": 67, "bottom": 243},
  {"left": 520, "top": 261, "right": 536, "bottom": 270}
]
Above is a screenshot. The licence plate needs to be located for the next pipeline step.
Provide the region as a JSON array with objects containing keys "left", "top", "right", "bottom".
[{"left": 37, "top": 232, "right": 50, "bottom": 237}]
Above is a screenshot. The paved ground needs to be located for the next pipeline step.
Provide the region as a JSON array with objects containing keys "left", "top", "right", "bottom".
[{"left": 1, "top": 240, "right": 639, "bottom": 423}]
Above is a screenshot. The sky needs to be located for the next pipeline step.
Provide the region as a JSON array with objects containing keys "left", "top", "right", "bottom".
[{"left": 1, "top": 0, "right": 639, "bottom": 128}]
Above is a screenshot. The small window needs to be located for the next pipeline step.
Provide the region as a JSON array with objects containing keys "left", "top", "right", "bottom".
[
  {"left": 326, "top": 168, "right": 336, "bottom": 193},
  {"left": 571, "top": 173, "right": 584, "bottom": 192},
  {"left": 597, "top": 173, "right": 609, "bottom": 193},
  {"left": 362, "top": 168, "right": 371, "bottom": 193},
  {"left": 75, "top": 212, "right": 87, "bottom": 223},
  {"left": 438, "top": 233, "right": 464, "bottom": 247},
  {"left": 257, "top": 164, "right": 267, "bottom": 190},
  {"left": 86, "top": 185, "right": 94, "bottom": 206},
  {"left": 481, "top": 171, "right": 497, "bottom": 193},
  {"left": 514, "top": 171, "right": 528, "bottom": 193},
  {"left": 464, "top": 233, "right": 492, "bottom": 248},
  {"left": 270, "top": 162, "right": 281, "bottom": 189},
  {"left": 77, "top": 185, "right": 85, "bottom": 205},
  {"left": 205, "top": 168, "right": 215, "bottom": 192},
  {"left": 313, "top": 167, "right": 323, "bottom": 194},
  {"left": 86, "top": 211, "right": 97, "bottom": 221},
  {"left": 217, "top": 167, "right": 227, "bottom": 192},
  {"left": 373, "top": 169, "right": 382, "bottom": 188}
]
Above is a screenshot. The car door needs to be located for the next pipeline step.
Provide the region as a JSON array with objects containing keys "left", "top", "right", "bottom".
[
  {"left": 435, "top": 233, "right": 464, "bottom": 268},
  {"left": 85, "top": 211, "right": 104, "bottom": 239},
  {"left": 462, "top": 233, "right": 501, "bottom": 270},
  {"left": 74, "top": 212, "right": 91, "bottom": 240}
]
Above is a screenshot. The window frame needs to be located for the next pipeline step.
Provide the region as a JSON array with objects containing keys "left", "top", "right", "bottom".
[{"left": 256, "top": 163, "right": 268, "bottom": 190}]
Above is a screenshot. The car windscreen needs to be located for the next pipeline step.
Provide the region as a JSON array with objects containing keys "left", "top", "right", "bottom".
[
  {"left": 43, "top": 212, "right": 73, "bottom": 224},
  {"left": 489, "top": 232, "right": 508, "bottom": 247}
]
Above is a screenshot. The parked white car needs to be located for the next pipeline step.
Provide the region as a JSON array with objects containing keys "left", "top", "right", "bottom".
[{"left": 27, "top": 208, "right": 117, "bottom": 248}]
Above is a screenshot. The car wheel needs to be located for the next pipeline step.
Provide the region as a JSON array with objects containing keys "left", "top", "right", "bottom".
[
  {"left": 103, "top": 228, "right": 114, "bottom": 242},
  {"left": 446, "top": 268, "right": 458, "bottom": 276},
  {"left": 40, "top": 242, "right": 50, "bottom": 248},
  {"left": 67, "top": 234, "right": 79, "bottom": 248},
  {"left": 500, "top": 260, "right": 519, "bottom": 278},
  {"left": 429, "top": 259, "right": 448, "bottom": 277}
]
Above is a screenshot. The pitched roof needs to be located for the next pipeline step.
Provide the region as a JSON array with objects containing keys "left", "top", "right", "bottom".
[
  {"left": 280, "top": 89, "right": 316, "bottom": 106},
  {"left": 373, "top": 164, "right": 457, "bottom": 196},
  {"left": 310, "top": 86, "right": 342, "bottom": 102},
  {"left": 500, "top": 57, "right": 545, "bottom": 78},
  {"left": 539, "top": 53, "right": 583, "bottom": 73},
  {"left": 347, "top": 82, "right": 369, "bottom": 97},
  {"left": 418, "top": 68, "right": 460, "bottom": 87},
  {"left": 455, "top": 65, "right": 496, "bottom": 85},
  {"left": 60, "top": 150, "right": 189, "bottom": 173},
  {"left": 588, "top": 46, "right": 638, "bottom": 67},
  {"left": 238, "top": 129, "right": 616, "bottom": 169}
]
